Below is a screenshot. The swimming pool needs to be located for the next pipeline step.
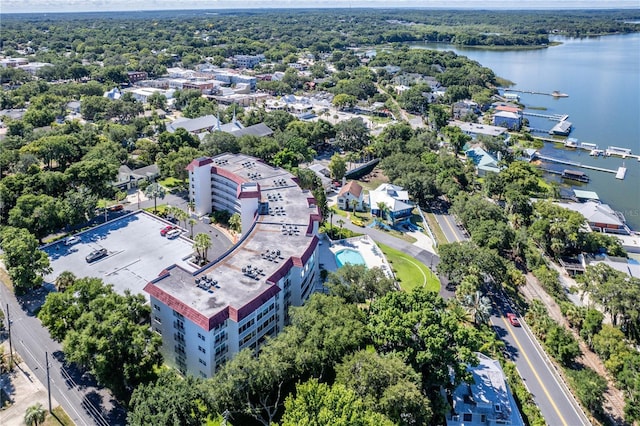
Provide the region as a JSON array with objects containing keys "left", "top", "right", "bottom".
[{"left": 335, "top": 249, "right": 366, "bottom": 268}]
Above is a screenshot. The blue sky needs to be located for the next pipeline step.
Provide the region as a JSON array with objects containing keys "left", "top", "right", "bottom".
[{"left": 2, "top": 0, "right": 639, "bottom": 14}]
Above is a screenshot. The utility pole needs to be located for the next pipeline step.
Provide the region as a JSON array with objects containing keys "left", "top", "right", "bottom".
[
  {"left": 45, "top": 351, "right": 52, "bottom": 413},
  {"left": 6, "top": 303, "right": 12, "bottom": 366}
]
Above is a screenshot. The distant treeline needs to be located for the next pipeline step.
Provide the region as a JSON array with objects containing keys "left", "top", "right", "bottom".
[{"left": 1, "top": 9, "right": 639, "bottom": 61}]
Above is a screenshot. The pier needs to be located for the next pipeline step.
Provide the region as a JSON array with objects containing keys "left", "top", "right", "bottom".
[
  {"left": 534, "top": 153, "right": 626, "bottom": 179},
  {"left": 505, "top": 89, "right": 569, "bottom": 97},
  {"left": 522, "top": 112, "right": 568, "bottom": 121}
]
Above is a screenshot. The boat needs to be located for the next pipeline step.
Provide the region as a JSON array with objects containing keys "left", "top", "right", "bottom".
[
  {"left": 590, "top": 149, "right": 604, "bottom": 157},
  {"left": 562, "top": 169, "right": 589, "bottom": 183},
  {"left": 564, "top": 138, "right": 578, "bottom": 148},
  {"left": 552, "top": 90, "right": 569, "bottom": 98}
]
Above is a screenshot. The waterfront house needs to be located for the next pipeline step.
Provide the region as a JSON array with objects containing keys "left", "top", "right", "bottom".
[
  {"left": 337, "top": 181, "right": 364, "bottom": 212},
  {"left": 555, "top": 200, "right": 630, "bottom": 235},
  {"left": 445, "top": 353, "right": 525, "bottom": 426},
  {"left": 465, "top": 146, "right": 502, "bottom": 176},
  {"left": 448, "top": 120, "right": 507, "bottom": 140},
  {"left": 369, "top": 183, "right": 413, "bottom": 223},
  {"left": 493, "top": 111, "right": 522, "bottom": 130}
]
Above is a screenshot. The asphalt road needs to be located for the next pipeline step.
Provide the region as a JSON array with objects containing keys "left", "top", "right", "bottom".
[
  {"left": 1, "top": 284, "right": 125, "bottom": 426},
  {"left": 429, "top": 203, "right": 590, "bottom": 426}
]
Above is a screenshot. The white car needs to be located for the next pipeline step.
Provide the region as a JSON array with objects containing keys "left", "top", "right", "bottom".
[
  {"left": 65, "top": 236, "right": 80, "bottom": 245},
  {"left": 166, "top": 229, "right": 181, "bottom": 239}
]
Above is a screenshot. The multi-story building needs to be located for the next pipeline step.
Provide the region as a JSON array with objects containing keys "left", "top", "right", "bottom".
[{"left": 144, "top": 153, "right": 322, "bottom": 377}]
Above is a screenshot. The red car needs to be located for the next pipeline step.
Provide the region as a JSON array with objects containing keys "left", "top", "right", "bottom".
[
  {"left": 108, "top": 204, "right": 124, "bottom": 212},
  {"left": 507, "top": 313, "right": 521, "bottom": 327},
  {"left": 160, "top": 225, "right": 176, "bottom": 236}
]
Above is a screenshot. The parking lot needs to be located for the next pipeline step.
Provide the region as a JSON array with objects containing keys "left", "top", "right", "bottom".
[{"left": 43, "top": 211, "right": 198, "bottom": 299}]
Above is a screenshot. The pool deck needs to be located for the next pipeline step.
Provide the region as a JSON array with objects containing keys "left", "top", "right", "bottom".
[{"left": 320, "top": 235, "right": 394, "bottom": 278}]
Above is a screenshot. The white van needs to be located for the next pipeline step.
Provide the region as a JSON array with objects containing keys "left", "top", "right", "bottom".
[{"left": 166, "top": 229, "right": 181, "bottom": 239}]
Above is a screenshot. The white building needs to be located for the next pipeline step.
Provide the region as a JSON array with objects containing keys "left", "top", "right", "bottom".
[
  {"left": 445, "top": 353, "right": 525, "bottom": 426},
  {"left": 144, "top": 153, "right": 322, "bottom": 377}
]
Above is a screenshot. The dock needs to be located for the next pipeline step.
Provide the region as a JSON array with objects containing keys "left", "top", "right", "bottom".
[
  {"left": 522, "top": 112, "right": 568, "bottom": 122},
  {"left": 504, "top": 89, "right": 569, "bottom": 97},
  {"left": 535, "top": 154, "right": 624, "bottom": 179}
]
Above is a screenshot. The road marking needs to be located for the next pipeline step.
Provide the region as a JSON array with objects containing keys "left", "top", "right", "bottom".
[
  {"left": 498, "top": 316, "right": 569, "bottom": 426},
  {"left": 440, "top": 213, "right": 462, "bottom": 242}
]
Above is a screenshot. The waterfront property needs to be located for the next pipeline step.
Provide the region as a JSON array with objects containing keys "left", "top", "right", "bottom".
[
  {"left": 448, "top": 120, "right": 507, "bottom": 139},
  {"left": 465, "top": 146, "right": 502, "bottom": 176},
  {"left": 555, "top": 200, "right": 631, "bottom": 235},
  {"left": 145, "top": 154, "right": 322, "bottom": 377},
  {"left": 445, "top": 353, "right": 525, "bottom": 426}
]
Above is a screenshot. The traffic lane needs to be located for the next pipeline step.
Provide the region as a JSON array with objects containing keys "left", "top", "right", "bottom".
[
  {"left": 430, "top": 207, "right": 466, "bottom": 243},
  {"left": 490, "top": 298, "right": 589, "bottom": 426}
]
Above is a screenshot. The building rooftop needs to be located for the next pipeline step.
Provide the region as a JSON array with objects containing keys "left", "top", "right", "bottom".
[
  {"left": 145, "top": 153, "right": 321, "bottom": 330},
  {"left": 338, "top": 180, "right": 363, "bottom": 199},
  {"left": 449, "top": 120, "right": 507, "bottom": 137}
]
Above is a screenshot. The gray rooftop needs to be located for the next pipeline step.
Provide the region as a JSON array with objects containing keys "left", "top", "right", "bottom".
[{"left": 148, "top": 153, "right": 320, "bottom": 323}]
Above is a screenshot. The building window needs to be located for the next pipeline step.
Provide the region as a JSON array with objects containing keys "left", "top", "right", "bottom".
[
  {"left": 198, "top": 346, "right": 206, "bottom": 354},
  {"left": 463, "top": 413, "right": 472, "bottom": 422},
  {"left": 199, "top": 358, "right": 207, "bottom": 366},
  {"left": 481, "top": 414, "right": 486, "bottom": 423},
  {"left": 197, "top": 332, "right": 205, "bottom": 341},
  {"left": 153, "top": 304, "right": 161, "bottom": 311},
  {"left": 153, "top": 316, "right": 162, "bottom": 324}
]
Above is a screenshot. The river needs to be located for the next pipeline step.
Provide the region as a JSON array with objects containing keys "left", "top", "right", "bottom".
[{"left": 411, "top": 33, "right": 640, "bottom": 230}]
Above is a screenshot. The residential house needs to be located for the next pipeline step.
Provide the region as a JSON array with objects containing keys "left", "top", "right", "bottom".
[
  {"left": 493, "top": 111, "right": 522, "bottom": 130},
  {"left": 555, "top": 200, "right": 631, "bottom": 235},
  {"left": 167, "top": 115, "right": 220, "bottom": 135},
  {"left": 337, "top": 181, "right": 364, "bottom": 212},
  {"left": 127, "top": 71, "right": 149, "bottom": 84},
  {"left": 369, "top": 183, "right": 413, "bottom": 223},
  {"left": 453, "top": 100, "right": 480, "bottom": 120},
  {"left": 307, "top": 163, "right": 332, "bottom": 193},
  {"left": 115, "top": 164, "right": 160, "bottom": 190},
  {"left": 445, "top": 353, "right": 525, "bottom": 426},
  {"left": 466, "top": 146, "right": 502, "bottom": 176},
  {"left": 448, "top": 120, "right": 507, "bottom": 140}
]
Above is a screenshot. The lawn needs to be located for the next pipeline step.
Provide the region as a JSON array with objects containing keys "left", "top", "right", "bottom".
[
  {"left": 379, "top": 243, "right": 440, "bottom": 293},
  {"left": 42, "top": 406, "right": 75, "bottom": 426}
]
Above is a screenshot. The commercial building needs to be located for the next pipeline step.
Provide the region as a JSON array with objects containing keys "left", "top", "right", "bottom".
[{"left": 144, "top": 153, "right": 322, "bottom": 377}]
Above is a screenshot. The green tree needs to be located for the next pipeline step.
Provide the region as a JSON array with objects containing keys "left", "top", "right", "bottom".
[
  {"left": 335, "top": 350, "right": 432, "bottom": 425},
  {"left": 144, "top": 182, "right": 166, "bottom": 213},
  {"left": 328, "top": 153, "right": 347, "bottom": 181},
  {"left": 326, "top": 264, "right": 395, "bottom": 304},
  {"left": 0, "top": 227, "right": 51, "bottom": 294},
  {"left": 368, "top": 288, "right": 480, "bottom": 392},
  {"left": 229, "top": 213, "right": 241, "bottom": 233},
  {"left": 280, "top": 379, "right": 395, "bottom": 426},
  {"left": 128, "top": 371, "right": 209, "bottom": 426},
  {"left": 54, "top": 271, "right": 76, "bottom": 292},
  {"left": 193, "top": 233, "right": 212, "bottom": 264},
  {"left": 566, "top": 367, "right": 608, "bottom": 416},
  {"left": 24, "top": 403, "right": 46, "bottom": 426},
  {"left": 334, "top": 118, "right": 370, "bottom": 152},
  {"left": 332, "top": 93, "right": 357, "bottom": 110}
]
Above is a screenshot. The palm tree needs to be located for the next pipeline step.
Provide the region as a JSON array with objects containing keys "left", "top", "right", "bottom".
[
  {"left": 229, "top": 213, "right": 242, "bottom": 233},
  {"left": 349, "top": 198, "right": 358, "bottom": 216},
  {"left": 188, "top": 218, "right": 197, "bottom": 238},
  {"left": 187, "top": 200, "right": 195, "bottom": 214},
  {"left": 55, "top": 271, "right": 76, "bottom": 292},
  {"left": 175, "top": 208, "right": 189, "bottom": 228},
  {"left": 24, "top": 403, "right": 46, "bottom": 426},
  {"left": 376, "top": 201, "right": 389, "bottom": 220},
  {"left": 193, "top": 233, "right": 212, "bottom": 264},
  {"left": 144, "top": 182, "right": 166, "bottom": 213},
  {"left": 463, "top": 291, "right": 492, "bottom": 325},
  {"left": 337, "top": 219, "right": 345, "bottom": 229}
]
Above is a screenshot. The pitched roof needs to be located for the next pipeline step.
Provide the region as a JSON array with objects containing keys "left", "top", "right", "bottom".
[
  {"left": 167, "top": 115, "right": 219, "bottom": 133},
  {"left": 229, "top": 123, "right": 274, "bottom": 138},
  {"left": 337, "top": 180, "right": 363, "bottom": 198}
]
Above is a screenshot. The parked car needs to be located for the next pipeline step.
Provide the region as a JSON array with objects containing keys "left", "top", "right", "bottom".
[
  {"left": 160, "top": 225, "right": 176, "bottom": 236},
  {"left": 507, "top": 313, "right": 521, "bottom": 327},
  {"left": 166, "top": 229, "right": 181, "bottom": 239},
  {"left": 64, "top": 236, "right": 80, "bottom": 246},
  {"left": 85, "top": 248, "right": 108, "bottom": 263},
  {"left": 108, "top": 204, "right": 124, "bottom": 212}
]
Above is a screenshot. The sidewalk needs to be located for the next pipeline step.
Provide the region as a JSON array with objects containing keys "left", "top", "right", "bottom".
[{"left": 0, "top": 342, "right": 57, "bottom": 426}]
